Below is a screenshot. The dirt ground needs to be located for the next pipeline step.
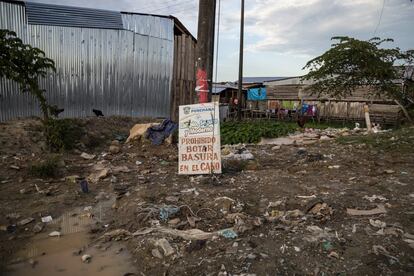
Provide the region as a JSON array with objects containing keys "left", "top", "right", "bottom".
[{"left": 0, "top": 117, "right": 413, "bottom": 276}]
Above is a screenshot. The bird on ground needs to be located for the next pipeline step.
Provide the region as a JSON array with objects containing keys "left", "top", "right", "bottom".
[
  {"left": 92, "top": 109, "right": 104, "bottom": 117},
  {"left": 49, "top": 105, "right": 64, "bottom": 117}
]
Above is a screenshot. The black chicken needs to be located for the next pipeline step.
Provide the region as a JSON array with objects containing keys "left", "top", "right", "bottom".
[
  {"left": 49, "top": 105, "right": 64, "bottom": 117},
  {"left": 92, "top": 109, "right": 104, "bottom": 117}
]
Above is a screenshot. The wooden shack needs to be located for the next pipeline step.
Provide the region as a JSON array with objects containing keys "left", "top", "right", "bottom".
[{"left": 264, "top": 77, "right": 403, "bottom": 125}]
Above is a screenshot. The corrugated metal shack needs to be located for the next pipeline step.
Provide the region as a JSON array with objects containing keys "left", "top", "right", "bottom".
[{"left": 0, "top": 0, "right": 196, "bottom": 121}]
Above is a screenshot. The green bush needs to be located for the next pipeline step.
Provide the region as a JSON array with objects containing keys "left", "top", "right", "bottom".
[
  {"left": 221, "top": 121, "right": 298, "bottom": 145},
  {"left": 29, "top": 156, "right": 60, "bottom": 178},
  {"left": 44, "top": 119, "right": 83, "bottom": 151}
]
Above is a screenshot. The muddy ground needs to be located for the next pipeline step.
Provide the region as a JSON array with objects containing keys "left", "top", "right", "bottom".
[{"left": 0, "top": 117, "right": 413, "bottom": 276}]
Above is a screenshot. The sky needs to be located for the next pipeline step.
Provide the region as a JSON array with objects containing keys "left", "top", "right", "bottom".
[{"left": 26, "top": 0, "right": 414, "bottom": 82}]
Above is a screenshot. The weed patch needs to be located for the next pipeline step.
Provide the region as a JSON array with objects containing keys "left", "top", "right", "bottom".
[
  {"left": 44, "top": 119, "right": 83, "bottom": 151},
  {"left": 29, "top": 156, "right": 60, "bottom": 178}
]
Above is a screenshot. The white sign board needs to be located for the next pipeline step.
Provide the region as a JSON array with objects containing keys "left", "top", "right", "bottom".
[{"left": 178, "top": 102, "right": 222, "bottom": 175}]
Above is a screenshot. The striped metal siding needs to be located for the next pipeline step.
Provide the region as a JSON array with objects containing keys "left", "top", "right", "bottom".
[
  {"left": 122, "top": 13, "right": 174, "bottom": 41},
  {"left": 25, "top": 2, "right": 123, "bottom": 29},
  {"left": 0, "top": 2, "right": 174, "bottom": 121}
]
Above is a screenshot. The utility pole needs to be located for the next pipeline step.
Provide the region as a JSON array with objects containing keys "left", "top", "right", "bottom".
[
  {"left": 237, "top": 0, "right": 245, "bottom": 120},
  {"left": 196, "top": 0, "right": 216, "bottom": 103}
]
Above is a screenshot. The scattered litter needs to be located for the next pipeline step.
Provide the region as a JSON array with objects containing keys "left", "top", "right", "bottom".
[
  {"left": 79, "top": 179, "right": 89, "bottom": 193},
  {"left": 322, "top": 241, "right": 333, "bottom": 251},
  {"left": 296, "top": 195, "right": 317, "bottom": 199},
  {"left": 181, "top": 188, "right": 200, "bottom": 196},
  {"left": 328, "top": 165, "right": 340, "bottom": 169},
  {"left": 84, "top": 206, "right": 93, "bottom": 212},
  {"left": 346, "top": 204, "right": 386, "bottom": 216},
  {"left": 41, "top": 216, "right": 53, "bottom": 223},
  {"left": 158, "top": 227, "right": 216, "bottom": 240},
  {"left": 146, "top": 120, "right": 178, "bottom": 145},
  {"left": 33, "top": 222, "right": 44, "bottom": 233},
  {"left": 215, "top": 197, "right": 235, "bottom": 213},
  {"left": 66, "top": 175, "right": 80, "bottom": 183},
  {"left": 222, "top": 147, "right": 254, "bottom": 161},
  {"left": 373, "top": 245, "right": 389, "bottom": 255},
  {"left": 294, "top": 246, "right": 301, "bottom": 252},
  {"left": 219, "top": 229, "right": 238, "bottom": 239},
  {"left": 352, "top": 224, "right": 357, "bottom": 233},
  {"left": 168, "top": 218, "right": 181, "bottom": 226},
  {"left": 155, "top": 238, "right": 175, "bottom": 256},
  {"left": 81, "top": 254, "right": 92, "bottom": 263},
  {"left": 17, "top": 217, "right": 34, "bottom": 226},
  {"left": 363, "top": 195, "right": 387, "bottom": 202},
  {"left": 151, "top": 248, "right": 163, "bottom": 259},
  {"left": 80, "top": 152, "right": 95, "bottom": 160},
  {"left": 328, "top": 251, "right": 339, "bottom": 259},
  {"left": 135, "top": 161, "right": 143, "bottom": 166},
  {"left": 384, "top": 170, "right": 395, "bottom": 174},
  {"left": 404, "top": 233, "right": 414, "bottom": 240},
  {"left": 369, "top": 219, "right": 386, "bottom": 228},
  {"left": 9, "top": 165, "right": 20, "bottom": 170},
  {"left": 159, "top": 206, "right": 180, "bottom": 222},
  {"left": 88, "top": 168, "right": 109, "bottom": 183},
  {"left": 304, "top": 226, "right": 334, "bottom": 242},
  {"left": 49, "top": 231, "right": 61, "bottom": 237}
]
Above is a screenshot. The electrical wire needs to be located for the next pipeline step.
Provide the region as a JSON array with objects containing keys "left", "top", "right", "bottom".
[
  {"left": 214, "top": 0, "right": 221, "bottom": 85},
  {"left": 146, "top": 0, "right": 195, "bottom": 14},
  {"left": 373, "top": 0, "right": 386, "bottom": 36}
]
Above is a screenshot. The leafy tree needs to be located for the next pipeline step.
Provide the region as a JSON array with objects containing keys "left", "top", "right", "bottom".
[
  {"left": 302, "top": 36, "right": 414, "bottom": 102},
  {"left": 0, "top": 29, "right": 56, "bottom": 120}
]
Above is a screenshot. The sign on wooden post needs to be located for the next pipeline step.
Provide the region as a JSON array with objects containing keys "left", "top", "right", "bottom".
[{"left": 178, "top": 102, "right": 222, "bottom": 175}]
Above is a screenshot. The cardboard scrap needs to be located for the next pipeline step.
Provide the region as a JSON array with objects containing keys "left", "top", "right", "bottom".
[{"left": 346, "top": 204, "right": 387, "bottom": 216}]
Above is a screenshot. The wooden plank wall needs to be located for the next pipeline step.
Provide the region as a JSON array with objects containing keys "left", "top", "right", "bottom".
[{"left": 170, "top": 33, "right": 196, "bottom": 122}]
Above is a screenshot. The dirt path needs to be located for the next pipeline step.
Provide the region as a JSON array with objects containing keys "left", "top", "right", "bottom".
[{"left": 0, "top": 118, "right": 413, "bottom": 275}]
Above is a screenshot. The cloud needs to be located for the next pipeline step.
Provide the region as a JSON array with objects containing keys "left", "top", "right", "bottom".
[{"left": 243, "top": 0, "right": 414, "bottom": 55}]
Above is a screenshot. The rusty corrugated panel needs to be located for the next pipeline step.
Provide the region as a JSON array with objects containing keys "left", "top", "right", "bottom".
[{"left": 0, "top": 1, "right": 174, "bottom": 121}]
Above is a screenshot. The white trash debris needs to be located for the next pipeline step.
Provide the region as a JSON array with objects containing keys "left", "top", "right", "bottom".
[
  {"left": 81, "top": 254, "right": 92, "bottom": 263},
  {"left": 41, "top": 216, "right": 53, "bottom": 223},
  {"left": 369, "top": 219, "right": 386, "bottom": 229},
  {"left": 49, "top": 231, "right": 61, "bottom": 237},
  {"left": 363, "top": 195, "right": 388, "bottom": 202},
  {"left": 80, "top": 152, "right": 96, "bottom": 160}
]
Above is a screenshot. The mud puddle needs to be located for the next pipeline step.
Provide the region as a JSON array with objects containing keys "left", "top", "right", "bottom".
[{"left": 6, "top": 198, "right": 136, "bottom": 275}]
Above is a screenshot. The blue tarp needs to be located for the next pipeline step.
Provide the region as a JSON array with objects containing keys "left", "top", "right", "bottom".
[
  {"left": 247, "top": 87, "right": 267, "bottom": 100},
  {"left": 146, "top": 119, "right": 178, "bottom": 145}
]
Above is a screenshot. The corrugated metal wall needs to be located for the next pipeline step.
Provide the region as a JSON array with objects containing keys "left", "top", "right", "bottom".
[{"left": 0, "top": 1, "right": 174, "bottom": 121}]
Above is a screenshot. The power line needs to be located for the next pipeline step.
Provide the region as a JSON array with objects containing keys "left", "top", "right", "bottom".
[
  {"left": 146, "top": 0, "right": 195, "bottom": 13},
  {"left": 214, "top": 0, "right": 221, "bottom": 84},
  {"left": 373, "top": 0, "right": 386, "bottom": 36}
]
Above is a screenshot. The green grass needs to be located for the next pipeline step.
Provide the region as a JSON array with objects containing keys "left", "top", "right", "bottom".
[
  {"left": 337, "top": 126, "right": 414, "bottom": 152},
  {"left": 44, "top": 119, "right": 83, "bottom": 151},
  {"left": 220, "top": 120, "right": 353, "bottom": 145},
  {"left": 29, "top": 156, "right": 60, "bottom": 178}
]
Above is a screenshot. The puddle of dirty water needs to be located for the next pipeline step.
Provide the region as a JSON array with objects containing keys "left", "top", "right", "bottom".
[{"left": 6, "top": 198, "right": 136, "bottom": 276}]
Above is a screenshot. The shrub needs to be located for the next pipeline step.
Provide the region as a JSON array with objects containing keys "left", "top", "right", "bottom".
[
  {"left": 44, "top": 119, "right": 83, "bottom": 151},
  {"left": 29, "top": 156, "right": 60, "bottom": 178},
  {"left": 221, "top": 121, "right": 297, "bottom": 145}
]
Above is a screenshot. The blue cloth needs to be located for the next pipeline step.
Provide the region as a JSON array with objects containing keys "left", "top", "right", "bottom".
[
  {"left": 247, "top": 87, "right": 267, "bottom": 100},
  {"left": 146, "top": 119, "right": 178, "bottom": 145},
  {"left": 301, "top": 104, "right": 310, "bottom": 114}
]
